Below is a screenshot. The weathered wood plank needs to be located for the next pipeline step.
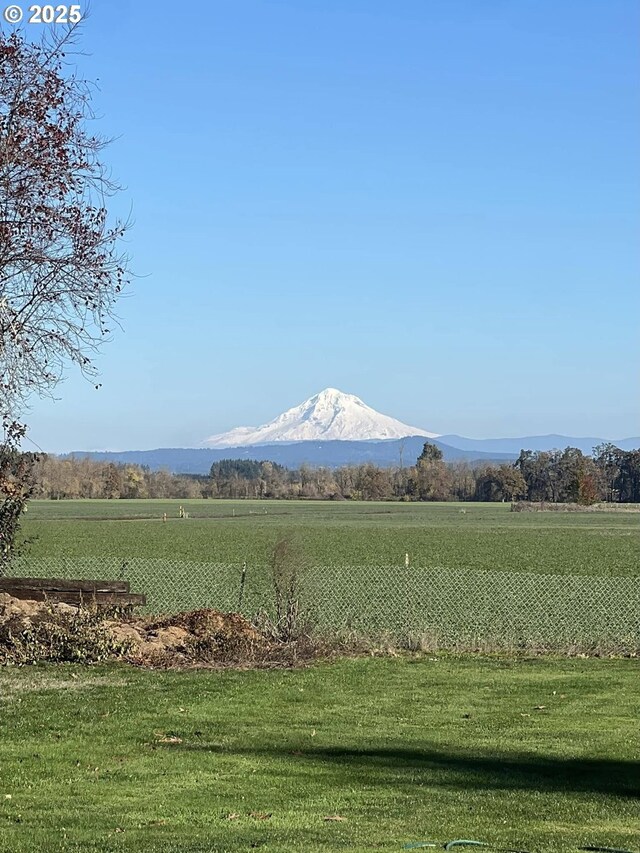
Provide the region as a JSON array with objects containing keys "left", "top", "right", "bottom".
[
  {"left": 42, "top": 591, "right": 147, "bottom": 608},
  {"left": 0, "top": 587, "right": 146, "bottom": 608},
  {"left": 0, "top": 577, "right": 130, "bottom": 594}
]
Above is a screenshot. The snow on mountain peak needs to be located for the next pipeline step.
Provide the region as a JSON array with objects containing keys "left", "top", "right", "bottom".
[{"left": 203, "top": 388, "right": 439, "bottom": 448}]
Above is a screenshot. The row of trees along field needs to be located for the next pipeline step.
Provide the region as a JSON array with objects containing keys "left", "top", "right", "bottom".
[{"left": 28, "top": 443, "right": 640, "bottom": 503}]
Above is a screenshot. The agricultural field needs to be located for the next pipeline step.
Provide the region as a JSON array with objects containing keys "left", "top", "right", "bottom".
[
  {"left": 20, "top": 499, "right": 640, "bottom": 576},
  {"left": 0, "top": 656, "right": 638, "bottom": 852},
  {"left": 16, "top": 501, "right": 639, "bottom": 652}
]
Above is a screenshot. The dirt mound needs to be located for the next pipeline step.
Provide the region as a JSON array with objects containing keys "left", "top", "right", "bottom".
[
  {"left": 0, "top": 591, "right": 77, "bottom": 620},
  {"left": 0, "top": 594, "right": 287, "bottom": 667},
  {"left": 106, "top": 608, "right": 271, "bottom": 667}
]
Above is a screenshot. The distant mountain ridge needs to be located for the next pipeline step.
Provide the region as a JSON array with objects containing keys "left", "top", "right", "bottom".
[
  {"left": 68, "top": 433, "right": 639, "bottom": 475},
  {"left": 439, "top": 434, "right": 640, "bottom": 455},
  {"left": 66, "top": 387, "right": 638, "bottom": 473},
  {"left": 69, "top": 437, "right": 514, "bottom": 474}
]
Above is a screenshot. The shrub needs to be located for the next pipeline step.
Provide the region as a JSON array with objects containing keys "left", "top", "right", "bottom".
[{"left": 0, "top": 606, "right": 132, "bottom": 664}]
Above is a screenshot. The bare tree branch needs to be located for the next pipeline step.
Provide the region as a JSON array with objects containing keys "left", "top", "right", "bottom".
[{"left": 0, "top": 27, "right": 131, "bottom": 425}]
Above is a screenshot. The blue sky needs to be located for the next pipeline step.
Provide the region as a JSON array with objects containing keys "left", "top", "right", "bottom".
[{"left": 20, "top": 0, "right": 640, "bottom": 451}]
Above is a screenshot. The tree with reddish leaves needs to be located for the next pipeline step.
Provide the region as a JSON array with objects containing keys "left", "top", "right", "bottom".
[
  {"left": 0, "top": 27, "right": 130, "bottom": 568},
  {"left": 0, "top": 419, "right": 36, "bottom": 568}
]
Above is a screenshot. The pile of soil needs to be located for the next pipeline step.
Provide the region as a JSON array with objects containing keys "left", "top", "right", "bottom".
[
  {"left": 0, "top": 592, "right": 78, "bottom": 621},
  {"left": 0, "top": 593, "right": 294, "bottom": 667},
  {"left": 105, "top": 608, "right": 272, "bottom": 667}
]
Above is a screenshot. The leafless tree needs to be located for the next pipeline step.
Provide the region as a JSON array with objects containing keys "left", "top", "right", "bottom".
[
  {"left": 0, "top": 26, "right": 130, "bottom": 566},
  {"left": 0, "top": 26, "right": 130, "bottom": 428}
]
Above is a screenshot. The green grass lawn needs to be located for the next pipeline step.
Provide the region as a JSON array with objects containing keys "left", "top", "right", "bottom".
[
  {"left": 20, "top": 500, "right": 640, "bottom": 576},
  {"left": 0, "top": 656, "right": 637, "bottom": 852}
]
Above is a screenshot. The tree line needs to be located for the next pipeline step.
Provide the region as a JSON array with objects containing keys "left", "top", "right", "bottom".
[
  {"left": 22, "top": 442, "right": 640, "bottom": 504},
  {"left": 29, "top": 456, "right": 205, "bottom": 500}
]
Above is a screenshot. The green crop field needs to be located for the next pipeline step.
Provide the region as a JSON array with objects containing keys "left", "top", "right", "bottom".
[
  {"left": 20, "top": 499, "right": 640, "bottom": 576},
  {"left": 16, "top": 501, "right": 639, "bottom": 652}
]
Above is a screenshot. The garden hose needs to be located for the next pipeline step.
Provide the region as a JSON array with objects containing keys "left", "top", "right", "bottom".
[
  {"left": 447, "top": 844, "right": 530, "bottom": 853},
  {"left": 403, "top": 843, "right": 636, "bottom": 853},
  {"left": 403, "top": 842, "right": 530, "bottom": 853}
]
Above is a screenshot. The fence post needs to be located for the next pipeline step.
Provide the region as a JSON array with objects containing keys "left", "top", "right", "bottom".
[{"left": 238, "top": 561, "right": 247, "bottom": 611}]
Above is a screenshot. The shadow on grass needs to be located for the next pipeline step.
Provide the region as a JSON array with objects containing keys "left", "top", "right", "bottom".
[{"left": 177, "top": 743, "right": 639, "bottom": 799}]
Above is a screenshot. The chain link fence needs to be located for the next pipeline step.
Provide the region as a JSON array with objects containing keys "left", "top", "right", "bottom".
[{"left": 9, "top": 557, "right": 640, "bottom": 655}]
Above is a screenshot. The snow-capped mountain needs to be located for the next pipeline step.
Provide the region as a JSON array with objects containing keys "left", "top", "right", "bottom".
[{"left": 203, "top": 388, "right": 439, "bottom": 448}]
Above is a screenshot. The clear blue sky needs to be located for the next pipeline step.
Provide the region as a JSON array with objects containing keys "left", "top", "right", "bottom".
[{"left": 23, "top": 0, "right": 640, "bottom": 452}]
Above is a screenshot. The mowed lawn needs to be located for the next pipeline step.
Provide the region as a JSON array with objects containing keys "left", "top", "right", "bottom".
[
  {"left": 0, "top": 656, "right": 638, "bottom": 853},
  {"left": 20, "top": 500, "right": 640, "bottom": 575}
]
